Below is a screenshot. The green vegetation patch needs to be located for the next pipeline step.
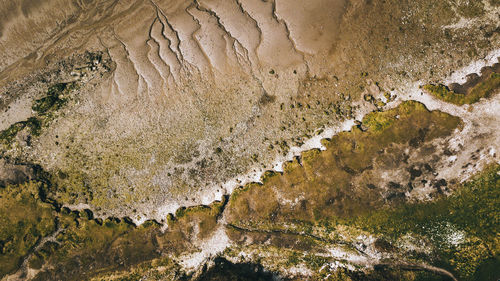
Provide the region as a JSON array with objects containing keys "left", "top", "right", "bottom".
[
  {"left": 0, "top": 181, "right": 56, "bottom": 277},
  {"left": 0, "top": 82, "right": 78, "bottom": 149},
  {"left": 354, "top": 164, "right": 500, "bottom": 280},
  {"left": 357, "top": 165, "right": 499, "bottom": 241},
  {"left": 226, "top": 101, "right": 461, "bottom": 228},
  {"left": 469, "top": 73, "right": 500, "bottom": 102},
  {"left": 29, "top": 212, "right": 161, "bottom": 281},
  {"left": 32, "top": 83, "right": 77, "bottom": 115},
  {"left": 423, "top": 84, "right": 467, "bottom": 105},
  {"left": 158, "top": 200, "right": 226, "bottom": 255},
  {"left": 225, "top": 163, "right": 498, "bottom": 281},
  {"left": 30, "top": 199, "right": 225, "bottom": 280},
  {"left": 423, "top": 72, "right": 500, "bottom": 105},
  {"left": 0, "top": 117, "right": 42, "bottom": 148},
  {"left": 0, "top": 180, "right": 224, "bottom": 280},
  {"left": 362, "top": 100, "right": 429, "bottom": 132},
  {"left": 0, "top": 122, "right": 26, "bottom": 145}
]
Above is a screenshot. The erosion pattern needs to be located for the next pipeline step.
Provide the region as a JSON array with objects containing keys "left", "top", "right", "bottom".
[{"left": 0, "top": 0, "right": 499, "bottom": 280}]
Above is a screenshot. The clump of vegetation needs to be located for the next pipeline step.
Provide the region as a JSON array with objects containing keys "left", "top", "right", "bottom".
[
  {"left": 25, "top": 117, "right": 42, "bottom": 136},
  {"left": 28, "top": 241, "right": 59, "bottom": 269},
  {"left": 362, "top": 100, "right": 428, "bottom": 132},
  {"left": 0, "top": 117, "right": 42, "bottom": 147},
  {"left": 423, "top": 72, "right": 500, "bottom": 105},
  {"left": 32, "top": 83, "right": 69, "bottom": 114},
  {"left": 423, "top": 84, "right": 467, "bottom": 105},
  {"left": 302, "top": 254, "right": 330, "bottom": 270},
  {"left": 468, "top": 73, "right": 500, "bottom": 102},
  {"left": 30, "top": 213, "right": 161, "bottom": 281},
  {"left": 0, "top": 82, "right": 78, "bottom": 149},
  {"left": 0, "top": 122, "right": 26, "bottom": 145}
]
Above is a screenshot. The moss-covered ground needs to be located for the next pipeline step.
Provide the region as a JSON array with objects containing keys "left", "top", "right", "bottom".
[
  {"left": 0, "top": 100, "right": 497, "bottom": 280},
  {"left": 226, "top": 101, "right": 462, "bottom": 227},
  {"left": 30, "top": 198, "right": 225, "bottom": 281},
  {"left": 223, "top": 100, "right": 498, "bottom": 279},
  {"left": 423, "top": 72, "right": 500, "bottom": 105},
  {"left": 225, "top": 165, "right": 499, "bottom": 281},
  {"left": 0, "top": 179, "right": 225, "bottom": 280},
  {"left": 354, "top": 164, "right": 500, "bottom": 281},
  {"left": 0, "top": 182, "right": 56, "bottom": 277}
]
